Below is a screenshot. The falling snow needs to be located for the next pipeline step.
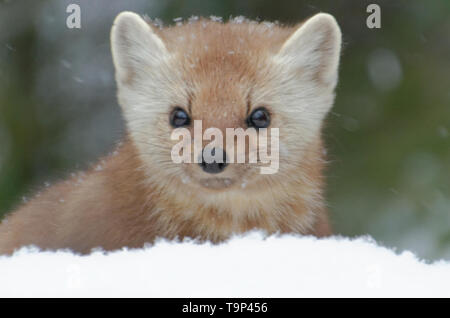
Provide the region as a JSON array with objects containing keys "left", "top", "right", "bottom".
[{"left": 210, "top": 16, "right": 223, "bottom": 23}]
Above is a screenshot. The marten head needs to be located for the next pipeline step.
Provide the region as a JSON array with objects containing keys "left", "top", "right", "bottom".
[{"left": 110, "top": 12, "right": 341, "bottom": 195}]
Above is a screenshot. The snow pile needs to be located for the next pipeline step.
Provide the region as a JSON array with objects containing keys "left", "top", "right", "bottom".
[{"left": 1, "top": 232, "right": 449, "bottom": 297}]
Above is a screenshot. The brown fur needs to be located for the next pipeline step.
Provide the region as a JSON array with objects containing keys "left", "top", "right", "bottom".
[{"left": 0, "top": 15, "right": 338, "bottom": 255}]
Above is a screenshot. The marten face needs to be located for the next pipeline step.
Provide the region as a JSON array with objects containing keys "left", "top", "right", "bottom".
[{"left": 111, "top": 13, "right": 341, "bottom": 194}]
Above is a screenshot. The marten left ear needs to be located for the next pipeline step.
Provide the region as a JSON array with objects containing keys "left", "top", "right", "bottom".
[
  {"left": 111, "top": 12, "right": 168, "bottom": 86},
  {"left": 274, "top": 13, "right": 342, "bottom": 89}
]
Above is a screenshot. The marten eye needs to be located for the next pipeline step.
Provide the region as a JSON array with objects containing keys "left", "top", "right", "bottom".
[
  {"left": 247, "top": 107, "right": 270, "bottom": 129},
  {"left": 170, "top": 107, "right": 191, "bottom": 128}
]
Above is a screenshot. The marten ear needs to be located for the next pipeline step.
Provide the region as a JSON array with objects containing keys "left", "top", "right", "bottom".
[
  {"left": 111, "top": 12, "right": 168, "bottom": 86},
  {"left": 274, "top": 13, "right": 341, "bottom": 89}
]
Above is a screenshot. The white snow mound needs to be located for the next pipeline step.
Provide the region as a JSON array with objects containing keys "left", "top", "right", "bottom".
[{"left": 0, "top": 232, "right": 449, "bottom": 297}]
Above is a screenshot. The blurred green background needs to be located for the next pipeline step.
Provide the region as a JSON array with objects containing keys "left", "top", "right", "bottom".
[{"left": 0, "top": 0, "right": 449, "bottom": 260}]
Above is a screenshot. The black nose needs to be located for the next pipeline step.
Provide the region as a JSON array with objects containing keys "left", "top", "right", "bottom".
[{"left": 199, "top": 148, "right": 228, "bottom": 174}]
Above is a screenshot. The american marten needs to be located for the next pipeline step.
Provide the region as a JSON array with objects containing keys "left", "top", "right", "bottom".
[{"left": 0, "top": 12, "right": 342, "bottom": 255}]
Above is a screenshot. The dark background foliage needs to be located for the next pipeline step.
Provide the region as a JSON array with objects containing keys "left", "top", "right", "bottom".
[{"left": 0, "top": 0, "right": 449, "bottom": 259}]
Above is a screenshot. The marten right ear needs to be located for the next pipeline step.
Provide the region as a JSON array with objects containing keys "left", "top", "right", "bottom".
[
  {"left": 274, "top": 13, "right": 341, "bottom": 90},
  {"left": 111, "top": 12, "right": 168, "bottom": 86}
]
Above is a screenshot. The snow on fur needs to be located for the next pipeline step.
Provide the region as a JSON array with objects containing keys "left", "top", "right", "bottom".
[{"left": 0, "top": 232, "right": 449, "bottom": 297}]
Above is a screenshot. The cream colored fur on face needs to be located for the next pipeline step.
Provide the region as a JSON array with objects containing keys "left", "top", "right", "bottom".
[
  {"left": 110, "top": 11, "right": 341, "bottom": 183},
  {"left": 110, "top": 11, "right": 342, "bottom": 236}
]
